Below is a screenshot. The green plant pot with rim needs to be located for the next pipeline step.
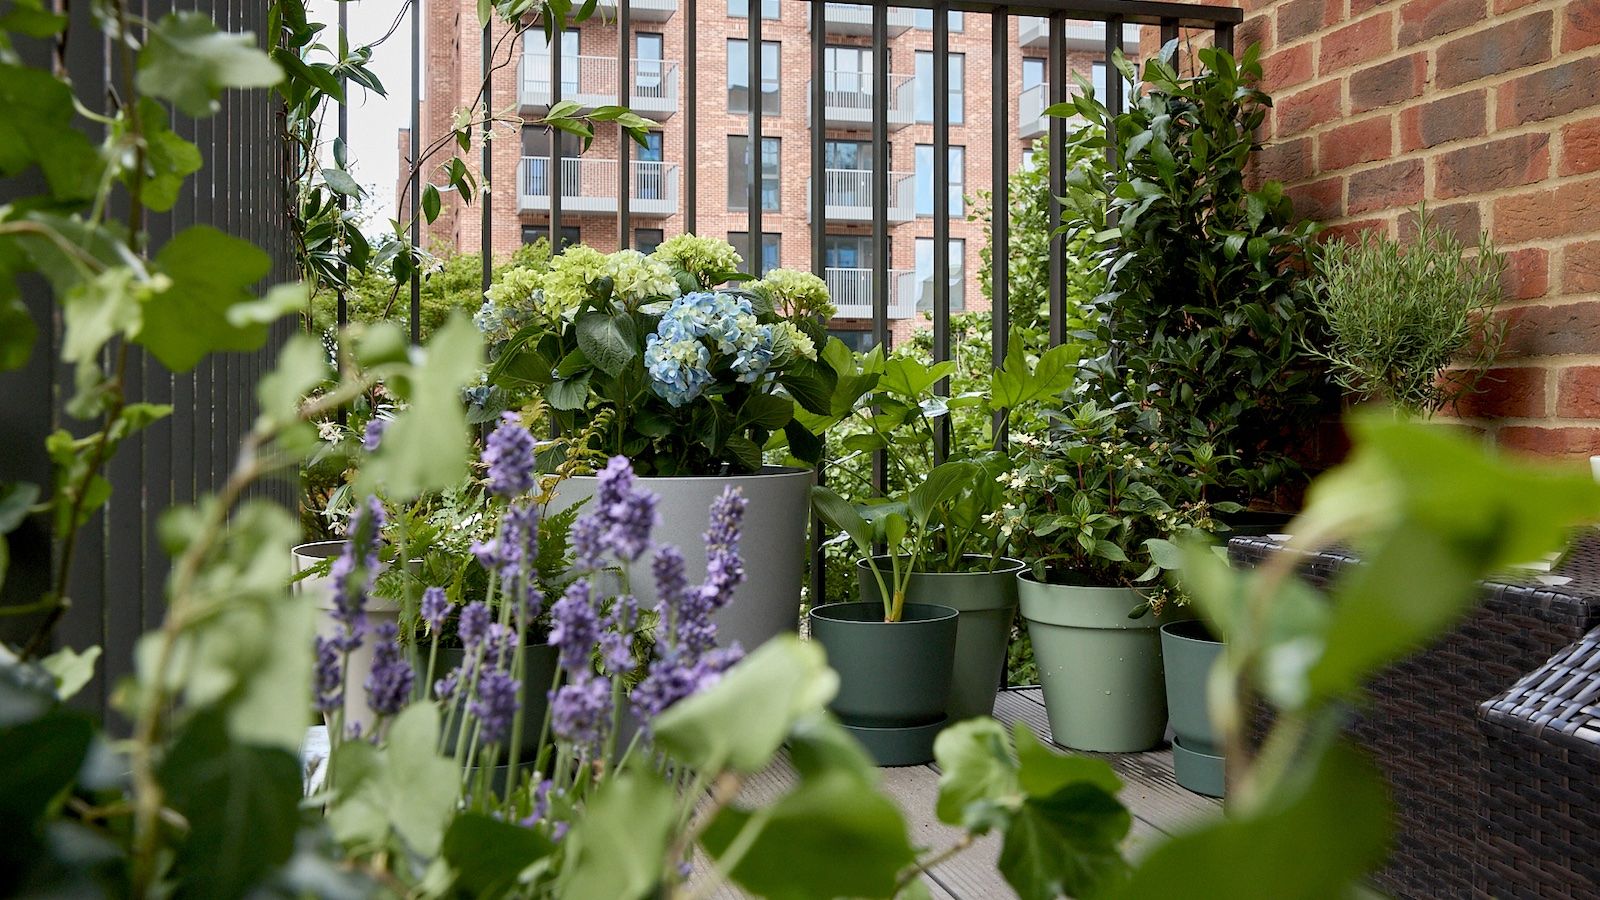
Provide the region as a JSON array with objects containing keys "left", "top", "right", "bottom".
[
  {"left": 856, "top": 555, "right": 1024, "bottom": 722},
  {"left": 1160, "top": 618, "right": 1225, "bottom": 797},
  {"left": 1018, "top": 572, "right": 1168, "bottom": 753},
  {"left": 808, "top": 600, "right": 959, "bottom": 766}
]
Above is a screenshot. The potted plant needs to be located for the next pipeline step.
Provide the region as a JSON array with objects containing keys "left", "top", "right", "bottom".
[
  {"left": 484, "top": 236, "right": 856, "bottom": 652},
  {"left": 1005, "top": 401, "right": 1227, "bottom": 753},
  {"left": 1160, "top": 617, "right": 1226, "bottom": 796},
  {"left": 1308, "top": 204, "right": 1506, "bottom": 419}
]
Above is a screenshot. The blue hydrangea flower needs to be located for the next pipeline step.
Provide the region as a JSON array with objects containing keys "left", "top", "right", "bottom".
[{"left": 644, "top": 332, "right": 712, "bottom": 407}]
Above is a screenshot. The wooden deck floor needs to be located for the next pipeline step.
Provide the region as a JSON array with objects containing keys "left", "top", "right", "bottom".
[{"left": 703, "top": 688, "right": 1222, "bottom": 900}]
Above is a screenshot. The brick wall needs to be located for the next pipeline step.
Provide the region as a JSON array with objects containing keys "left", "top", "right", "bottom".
[{"left": 1242, "top": 0, "right": 1600, "bottom": 456}]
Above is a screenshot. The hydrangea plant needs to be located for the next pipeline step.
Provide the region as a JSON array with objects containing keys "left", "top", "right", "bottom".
[{"left": 484, "top": 237, "right": 848, "bottom": 475}]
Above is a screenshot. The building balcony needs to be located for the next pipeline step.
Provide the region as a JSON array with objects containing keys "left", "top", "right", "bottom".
[
  {"left": 1018, "top": 17, "right": 1142, "bottom": 51},
  {"left": 593, "top": 0, "right": 677, "bottom": 21},
  {"left": 519, "top": 55, "right": 681, "bottom": 120},
  {"left": 826, "top": 267, "right": 918, "bottom": 320},
  {"left": 809, "top": 169, "right": 915, "bottom": 223},
  {"left": 807, "top": 73, "right": 915, "bottom": 131},
  {"left": 818, "top": 2, "right": 915, "bottom": 37},
  {"left": 518, "top": 157, "right": 679, "bottom": 217},
  {"left": 1020, "top": 83, "right": 1048, "bottom": 138}
]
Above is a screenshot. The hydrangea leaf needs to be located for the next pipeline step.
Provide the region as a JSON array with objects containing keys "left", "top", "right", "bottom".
[{"left": 575, "top": 311, "right": 637, "bottom": 378}]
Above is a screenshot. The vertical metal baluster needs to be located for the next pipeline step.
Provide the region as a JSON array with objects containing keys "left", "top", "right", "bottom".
[
  {"left": 1214, "top": 21, "right": 1234, "bottom": 55},
  {"left": 551, "top": 18, "right": 563, "bottom": 245},
  {"left": 336, "top": 0, "right": 349, "bottom": 422},
  {"left": 410, "top": 0, "right": 422, "bottom": 345},
  {"left": 482, "top": 18, "right": 493, "bottom": 291},
  {"left": 808, "top": 0, "right": 828, "bottom": 622},
  {"left": 991, "top": 6, "right": 1009, "bottom": 448},
  {"left": 871, "top": 1, "right": 888, "bottom": 495},
  {"left": 748, "top": 0, "right": 762, "bottom": 265},
  {"left": 932, "top": 1, "right": 950, "bottom": 464},
  {"left": 1160, "top": 16, "right": 1178, "bottom": 49},
  {"left": 685, "top": 0, "right": 697, "bottom": 232},
  {"left": 620, "top": 0, "right": 632, "bottom": 246},
  {"left": 1104, "top": 14, "right": 1125, "bottom": 122},
  {"left": 1046, "top": 12, "right": 1064, "bottom": 347}
]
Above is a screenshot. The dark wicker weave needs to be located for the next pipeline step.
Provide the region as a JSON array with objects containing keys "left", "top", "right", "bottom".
[
  {"left": 1229, "top": 534, "right": 1600, "bottom": 899},
  {"left": 1477, "top": 626, "right": 1600, "bottom": 899}
]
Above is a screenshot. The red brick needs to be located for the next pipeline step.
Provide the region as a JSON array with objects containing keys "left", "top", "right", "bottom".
[
  {"left": 1399, "top": 201, "right": 1483, "bottom": 244},
  {"left": 1451, "top": 366, "right": 1547, "bottom": 418},
  {"left": 1399, "top": 0, "right": 1486, "bottom": 43},
  {"left": 1278, "top": 0, "right": 1342, "bottom": 43},
  {"left": 1497, "top": 56, "right": 1600, "bottom": 129},
  {"left": 1493, "top": 177, "right": 1600, "bottom": 243},
  {"left": 1498, "top": 299, "right": 1600, "bottom": 358},
  {"left": 1318, "top": 14, "right": 1395, "bottom": 75},
  {"left": 1254, "top": 136, "right": 1316, "bottom": 184},
  {"left": 1560, "top": 118, "right": 1600, "bottom": 176},
  {"left": 1347, "top": 158, "right": 1425, "bottom": 214},
  {"left": 1563, "top": 241, "right": 1600, "bottom": 295},
  {"left": 1398, "top": 90, "right": 1487, "bottom": 151},
  {"left": 1493, "top": 0, "right": 1540, "bottom": 12},
  {"left": 1320, "top": 217, "right": 1391, "bottom": 243},
  {"left": 1434, "top": 133, "right": 1551, "bottom": 199},
  {"left": 1501, "top": 247, "right": 1551, "bottom": 301},
  {"left": 1239, "top": 15, "right": 1274, "bottom": 55},
  {"left": 1436, "top": 12, "right": 1553, "bottom": 89},
  {"left": 1287, "top": 176, "right": 1345, "bottom": 221},
  {"left": 1349, "top": 53, "right": 1427, "bottom": 113},
  {"left": 1262, "top": 44, "right": 1315, "bottom": 91},
  {"left": 1351, "top": 0, "right": 1393, "bottom": 13},
  {"left": 1497, "top": 425, "right": 1600, "bottom": 457},
  {"left": 1560, "top": 2, "right": 1600, "bottom": 52},
  {"left": 1318, "top": 117, "right": 1393, "bottom": 170},
  {"left": 1276, "top": 81, "right": 1343, "bottom": 135},
  {"left": 1556, "top": 365, "right": 1600, "bottom": 417}
]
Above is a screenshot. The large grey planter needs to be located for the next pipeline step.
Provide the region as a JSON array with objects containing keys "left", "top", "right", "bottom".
[
  {"left": 548, "top": 465, "right": 812, "bottom": 652},
  {"left": 809, "top": 601, "right": 959, "bottom": 766},
  {"left": 857, "top": 556, "right": 1024, "bottom": 722},
  {"left": 1161, "top": 619, "right": 1225, "bottom": 797},
  {"left": 1019, "top": 574, "right": 1168, "bottom": 753},
  {"left": 292, "top": 541, "right": 401, "bottom": 735},
  {"left": 433, "top": 641, "right": 561, "bottom": 764}
]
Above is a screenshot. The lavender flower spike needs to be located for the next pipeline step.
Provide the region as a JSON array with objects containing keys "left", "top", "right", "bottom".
[
  {"left": 420, "top": 586, "right": 449, "bottom": 633},
  {"left": 471, "top": 669, "right": 521, "bottom": 745},
  {"left": 313, "top": 635, "right": 342, "bottom": 713},
  {"left": 595, "top": 455, "right": 658, "bottom": 562},
  {"left": 549, "top": 581, "right": 599, "bottom": 673},
  {"left": 458, "top": 601, "right": 492, "bottom": 651},
  {"left": 364, "top": 622, "right": 414, "bottom": 718},
  {"left": 483, "top": 412, "right": 537, "bottom": 498}
]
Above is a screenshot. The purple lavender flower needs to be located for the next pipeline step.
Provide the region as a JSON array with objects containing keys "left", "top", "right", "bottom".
[
  {"left": 652, "top": 545, "right": 688, "bottom": 633},
  {"left": 631, "top": 646, "right": 742, "bottom": 722},
  {"left": 486, "top": 622, "right": 516, "bottom": 668},
  {"left": 599, "top": 595, "right": 638, "bottom": 674},
  {"left": 569, "top": 514, "right": 605, "bottom": 570},
  {"left": 420, "top": 586, "right": 449, "bottom": 633},
  {"left": 471, "top": 668, "right": 521, "bottom": 745},
  {"left": 328, "top": 496, "right": 386, "bottom": 652},
  {"left": 549, "top": 581, "right": 599, "bottom": 673},
  {"left": 549, "top": 674, "right": 611, "bottom": 754},
  {"left": 595, "top": 455, "right": 658, "bottom": 561},
  {"left": 484, "top": 412, "right": 537, "bottom": 498},
  {"left": 458, "top": 601, "right": 492, "bottom": 650},
  {"left": 313, "top": 635, "right": 342, "bottom": 713},
  {"left": 362, "top": 416, "right": 389, "bottom": 452},
  {"left": 434, "top": 667, "right": 461, "bottom": 702},
  {"left": 699, "top": 486, "right": 748, "bottom": 608},
  {"left": 365, "top": 622, "right": 415, "bottom": 717}
]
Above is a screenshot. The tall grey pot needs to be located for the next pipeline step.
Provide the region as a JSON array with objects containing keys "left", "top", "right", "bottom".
[
  {"left": 1161, "top": 619, "right": 1225, "bottom": 797},
  {"left": 857, "top": 556, "right": 1024, "bottom": 722},
  {"left": 548, "top": 466, "right": 812, "bottom": 652},
  {"left": 1018, "top": 574, "right": 1168, "bottom": 753},
  {"left": 808, "top": 601, "right": 959, "bottom": 766},
  {"left": 432, "top": 641, "right": 561, "bottom": 763}
]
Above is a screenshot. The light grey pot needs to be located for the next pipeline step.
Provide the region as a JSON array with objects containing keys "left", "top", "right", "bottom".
[
  {"left": 547, "top": 465, "right": 813, "bottom": 652},
  {"left": 856, "top": 556, "right": 1024, "bottom": 722},
  {"left": 292, "top": 541, "right": 401, "bottom": 735}
]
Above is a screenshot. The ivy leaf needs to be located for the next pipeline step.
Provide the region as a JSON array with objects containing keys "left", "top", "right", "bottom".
[
  {"left": 0, "top": 0, "right": 67, "bottom": 36},
  {"left": 557, "top": 769, "right": 676, "bottom": 900},
  {"left": 0, "top": 62, "right": 101, "bottom": 200},
  {"left": 444, "top": 813, "right": 553, "bottom": 898},
  {"left": 138, "top": 12, "right": 284, "bottom": 117},
  {"left": 134, "top": 99, "right": 203, "bottom": 212},
  {"left": 998, "top": 782, "right": 1131, "bottom": 900},
  {"left": 139, "top": 225, "right": 273, "bottom": 371},
  {"left": 0, "top": 295, "right": 36, "bottom": 371},
  {"left": 39, "top": 645, "right": 100, "bottom": 702},
  {"left": 358, "top": 313, "right": 483, "bottom": 499},
  {"left": 934, "top": 718, "right": 1018, "bottom": 828},
  {"left": 60, "top": 268, "right": 142, "bottom": 365}
]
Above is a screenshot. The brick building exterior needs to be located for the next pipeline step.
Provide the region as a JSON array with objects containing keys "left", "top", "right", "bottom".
[
  {"left": 407, "top": 0, "right": 1128, "bottom": 347},
  {"left": 1235, "top": 0, "right": 1600, "bottom": 455}
]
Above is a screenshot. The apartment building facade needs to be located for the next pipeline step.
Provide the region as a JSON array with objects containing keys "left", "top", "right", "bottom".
[{"left": 411, "top": 0, "right": 1136, "bottom": 346}]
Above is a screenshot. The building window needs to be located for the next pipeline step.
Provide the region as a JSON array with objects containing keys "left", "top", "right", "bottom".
[
  {"left": 636, "top": 132, "right": 665, "bottom": 201},
  {"left": 914, "top": 145, "right": 965, "bottom": 217},
  {"left": 636, "top": 33, "right": 665, "bottom": 98},
  {"left": 524, "top": 28, "right": 580, "bottom": 95},
  {"left": 823, "top": 234, "right": 876, "bottom": 269},
  {"left": 728, "top": 136, "right": 781, "bottom": 210},
  {"left": 828, "top": 328, "right": 877, "bottom": 351},
  {"left": 914, "top": 238, "right": 965, "bottom": 312},
  {"left": 728, "top": 0, "right": 779, "bottom": 20},
  {"left": 524, "top": 224, "right": 581, "bottom": 250},
  {"left": 728, "top": 39, "right": 781, "bottom": 114},
  {"left": 824, "top": 139, "right": 874, "bottom": 171},
  {"left": 912, "top": 9, "right": 963, "bottom": 30},
  {"left": 824, "top": 45, "right": 874, "bottom": 97},
  {"left": 914, "top": 51, "right": 964, "bottom": 124},
  {"left": 1022, "top": 57, "right": 1045, "bottom": 91},
  {"left": 635, "top": 228, "right": 665, "bottom": 254},
  {"left": 729, "top": 231, "right": 781, "bottom": 275},
  {"left": 1091, "top": 62, "right": 1108, "bottom": 101}
]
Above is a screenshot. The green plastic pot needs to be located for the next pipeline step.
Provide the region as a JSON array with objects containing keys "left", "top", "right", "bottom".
[
  {"left": 433, "top": 641, "right": 561, "bottom": 763},
  {"left": 1018, "top": 574, "right": 1168, "bottom": 753},
  {"left": 808, "top": 600, "right": 959, "bottom": 766},
  {"left": 1161, "top": 619, "right": 1225, "bottom": 797},
  {"left": 857, "top": 556, "right": 1024, "bottom": 722}
]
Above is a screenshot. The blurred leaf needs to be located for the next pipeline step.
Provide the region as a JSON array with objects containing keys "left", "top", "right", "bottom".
[
  {"left": 1000, "top": 781, "right": 1131, "bottom": 900},
  {"left": 138, "top": 12, "right": 283, "bottom": 116},
  {"left": 255, "top": 334, "right": 329, "bottom": 428},
  {"left": 0, "top": 62, "right": 101, "bottom": 200},
  {"left": 934, "top": 718, "right": 1016, "bottom": 828},
  {"left": 39, "top": 646, "right": 99, "bottom": 702},
  {"left": 0, "top": 295, "right": 36, "bottom": 371},
  {"left": 140, "top": 226, "right": 274, "bottom": 371},
  {"left": 327, "top": 704, "right": 459, "bottom": 857},
  {"left": 558, "top": 768, "right": 675, "bottom": 900},
  {"left": 358, "top": 313, "right": 483, "bottom": 498},
  {"left": 443, "top": 812, "right": 553, "bottom": 898}
]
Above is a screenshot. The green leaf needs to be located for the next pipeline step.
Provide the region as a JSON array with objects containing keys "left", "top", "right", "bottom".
[
  {"left": 880, "top": 357, "right": 956, "bottom": 399},
  {"left": 159, "top": 710, "right": 301, "bottom": 900},
  {"left": 327, "top": 704, "right": 459, "bottom": 857},
  {"left": 140, "top": 226, "right": 274, "bottom": 371},
  {"left": 422, "top": 183, "right": 442, "bottom": 223},
  {"left": 908, "top": 461, "right": 976, "bottom": 527},
  {"left": 225, "top": 283, "right": 309, "bottom": 328},
  {"left": 1001, "top": 781, "right": 1131, "bottom": 900},
  {"left": 443, "top": 812, "right": 553, "bottom": 898},
  {"left": 61, "top": 268, "right": 141, "bottom": 365},
  {"left": 724, "top": 434, "right": 763, "bottom": 472},
  {"left": 0, "top": 709, "right": 92, "bottom": 826},
  {"left": 255, "top": 334, "right": 328, "bottom": 429},
  {"left": 0, "top": 0, "right": 67, "bottom": 37},
  {"left": 547, "top": 372, "right": 592, "bottom": 411},
  {"left": 575, "top": 312, "right": 637, "bottom": 378},
  {"left": 322, "top": 167, "right": 362, "bottom": 197},
  {"left": 358, "top": 313, "right": 483, "bottom": 499},
  {"left": 933, "top": 718, "right": 1018, "bottom": 828},
  {"left": 654, "top": 636, "right": 839, "bottom": 774},
  {"left": 0, "top": 295, "right": 37, "bottom": 371},
  {"left": 135, "top": 99, "right": 203, "bottom": 212},
  {"left": 39, "top": 646, "right": 99, "bottom": 702},
  {"left": 738, "top": 393, "right": 794, "bottom": 430},
  {"left": 0, "top": 62, "right": 101, "bottom": 200},
  {"left": 1014, "top": 723, "right": 1122, "bottom": 799},
  {"left": 558, "top": 768, "right": 676, "bottom": 900},
  {"left": 811, "top": 486, "right": 874, "bottom": 558},
  {"left": 0, "top": 482, "right": 39, "bottom": 534},
  {"left": 138, "top": 12, "right": 284, "bottom": 117}
]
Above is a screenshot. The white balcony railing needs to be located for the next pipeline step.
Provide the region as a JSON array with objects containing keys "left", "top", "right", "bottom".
[
  {"left": 1020, "top": 83, "right": 1048, "bottom": 138},
  {"left": 807, "top": 72, "right": 915, "bottom": 130},
  {"left": 520, "top": 55, "right": 681, "bottom": 119},
  {"left": 810, "top": 168, "right": 915, "bottom": 223},
  {"left": 826, "top": 267, "right": 918, "bottom": 319},
  {"left": 593, "top": 0, "right": 677, "bottom": 20},
  {"left": 518, "top": 157, "right": 679, "bottom": 217},
  {"left": 1018, "top": 17, "right": 1143, "bottom": 50},
  {"left": 818, "top": 2, "right": 915, "bottom": 36}
]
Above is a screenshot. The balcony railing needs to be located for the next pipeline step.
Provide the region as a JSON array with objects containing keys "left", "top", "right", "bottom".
[
  {"left": 520, "top": 55, "right": 681, "bottom": 120},
  {"left": 810, "top": 169, "right": 915, "bottom": 223},
  {"left": 818, "top": 2, "right": 915, "bottom": 36},
  {"left": 518, "top": 157, "right": 680, "bottom": 216},
  {"left": 807, "top": 72, "right": 915, "bottom": 130},
  {"left": 1018, "top": 17, "right": 1143, "bottom": 50},
  {"left": 1020, "top": 83, "right": 1048, "bottom": 139},
  {"left": 826, "top": 267, "right": 918, "bottom": 319},
  {"left": 593, "top": 0, "right": 677, "bottom": 20}
]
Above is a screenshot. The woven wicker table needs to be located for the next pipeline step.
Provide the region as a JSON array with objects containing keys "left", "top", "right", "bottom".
[{"left": 1229, "top": 534, "right": 1600, "bottom": 900}]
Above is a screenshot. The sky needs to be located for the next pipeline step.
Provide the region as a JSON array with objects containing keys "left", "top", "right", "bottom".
[{"left": 307, "top": 0, "right": 417, "bottom": 227}]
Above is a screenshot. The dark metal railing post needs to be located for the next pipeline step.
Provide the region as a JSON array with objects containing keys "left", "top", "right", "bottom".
[
  {"left": 991, "top": 6, "right": 1009, "bottom": 448},
  {"left": 1214, "top": 21, "right": 1234, "bottom": 54},
  {"left": 748, "top": 0, "right": 763, "bottom": 264},
  {"left": 871, "top": 1, "right": 889, "bottom": 495},
  {"left": 932, "top": 2, "right": 950, "bottom": 464},
  {"left": 550, "top": 23, "right": 564, "bottom": 245},
  {"left": 336, "top": 0, "right": 350, "bottom": 425},
  {"left": 482, "top": 19, "right": 494, "bottom": 291},
  {"left": 409, "top": 0, "right": 422, "bottom": 345},
  {"left": 1160, "top": 16, "right": 1178, "bottom": 47},
  {"left": 685, "top": 0, "right": 697, "bottom": 232},
  {"left": 620, "top": 0, "right": 632, "bottom": 246},
  {"left": 1045, "top": 12, "right": 1065, "bottom": 347},
  {"left": 808, "top": 0, "right": 828, "bottom": 617},
  {"left": 1105, "top": 14, "right": 1125, "bottom": 121}
]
